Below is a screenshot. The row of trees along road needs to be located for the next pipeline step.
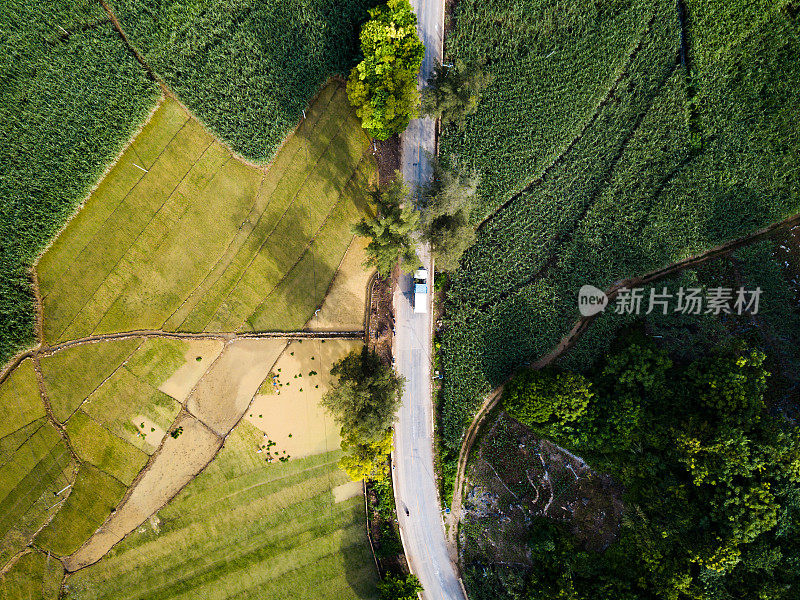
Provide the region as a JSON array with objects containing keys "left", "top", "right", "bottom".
[{"left": 347, "top": 0, "right": 492, "bottom": 273}]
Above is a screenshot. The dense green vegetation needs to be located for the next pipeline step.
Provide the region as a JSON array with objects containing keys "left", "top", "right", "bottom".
[
  {"left": 0, "top": 0, "right": 159, "bottom": 366},
  {"left": 438, "top": 0, "right": 800, "bottom": 450},
  {"left": 322, "top": 348, "right": 404, "bottom": 481},
  {"left": 467, "top": 339, "right": 800, "bottom": 599},
  {"left": 110, "top": 0, "right": 381, "bottom": 159},
  {"left": 421, "top": 59, "right": 492, "bottom": 130},
  {"left": 377, "top": 574, "right": 423, "bottom": 600},
  {"left": 346, "top": 0, "right": 425, "bottom": 139},
  {"left": 420, "top": 160, "right": 481, "bottom": 271},
  {"left": 354, "top": 177, "right": 420, "bottom": 277}
]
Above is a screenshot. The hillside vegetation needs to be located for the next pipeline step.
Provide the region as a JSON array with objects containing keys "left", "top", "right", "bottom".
[
  {"left": 465, "top": 340, "right": 800, "bottom": 599},
  {"left": 438, "top": 0, "right": 800, "bottom": 449}
]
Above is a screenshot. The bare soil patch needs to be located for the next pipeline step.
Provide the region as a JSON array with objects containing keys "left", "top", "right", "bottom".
[
  {"left": 306, "top": 237, "right": 374, "bottom": 332},
  {"left": 187, "top": 339, "right": 286, "bottom": 436},
  {"left": 461, "top": 412, "right": 623, "bottom": 566},
  {"left": 374, "top": 136, "right": 401, "bottom": 187},
  {"left": 246, "top": 339, "right": 360, "bottom": 461},
  {"left": 158, "top": 339, "right": 225, "bottom": 403},
  {"left": 63, "top": 413, "right": 221, "bottom": 571}
]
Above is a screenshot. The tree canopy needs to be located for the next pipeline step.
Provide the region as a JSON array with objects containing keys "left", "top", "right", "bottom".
[
  {"left": 419, "top": 158, "right": 480, "bottom": 271},
  {"left": 346, "top": 0, "right": 425, "bottom": 140},
  {"left": 421, "top": 58, "right": 492, "bottom": 129},
  {"left": 476, "top": 341, "right": 800, "bottom": 600},
  {"left": 353, "top": 175, "right": 420, "bottom": 277},
  {"left": 322, "top": 347, "right": 404, "bottom": 481},
  {"left": 377, "top": 574, "right": 423, "bottom": 600}
]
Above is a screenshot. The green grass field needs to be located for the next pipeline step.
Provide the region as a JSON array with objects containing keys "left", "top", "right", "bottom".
[
  {"left": 39, "top": 339, "right": 143, "bottom": 423},
  {"left": 65, "top": 421, "right": 378, "bottom": 600},
  {"left": 38, "top": 83, "right": 374, "bottom": 343},
  {"left": 0, "top": 551, "right": 63, "bottom": 600},
  {"left": 36, "top": 464, "right": 127, "bottom": 557},
  {"left": 0, "top": 420, "right": 74, "bottom": 567},
  {"left": 439, "top": 0, "right": 800, "bottom": 449},
  {"left": 65, "top": 411, "right": 148, "bottom": 486},
  {"left": 0, "top": 359, "right": 45, "bottom": 440}
]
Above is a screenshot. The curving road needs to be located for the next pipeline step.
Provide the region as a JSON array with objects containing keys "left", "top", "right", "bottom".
[{"left": 392, "top": 0, "right": 467, "bottom": 598}]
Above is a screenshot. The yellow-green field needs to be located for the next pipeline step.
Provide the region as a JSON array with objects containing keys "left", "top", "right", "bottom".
[
  {"left": 38, "top": 82, "right": 374, "bottom": 343},
  {"left": 63, "top": 422, "right": 378, "bottom": 600},
  {"left": 1, "top": 78, "right": 378, "bottom": 599}
]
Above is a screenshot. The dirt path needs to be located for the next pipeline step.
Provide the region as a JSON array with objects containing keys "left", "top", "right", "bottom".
[
  {"left": 99, "top": 0, "right": 167, "bottom": 94},
  {"left": 0, "top": 329, "right": 363, "bottom": 386}
]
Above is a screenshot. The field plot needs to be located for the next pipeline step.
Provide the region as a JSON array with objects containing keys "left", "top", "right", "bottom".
[
  {"left": 36, "top": 464, "right": 127, "bottom": 557},
  {"left": 247, "top": 339, "right": 361, "bottom": 461},
  {"left": 0, "top": 359, "right": 45, "bottom": 441},
  {"left": 65, "top": 421, "right": 378, "bottom": 600},
  {"left": 307, "top": 237, "right": 375, "bottom": 331},
  {"left": 39, "top": 83, "right": 375, "bottom": 343},
  {"left": 64, "top": 337, "right": 286, "bottom": 571},
  {"left": 0, "top": 360, "right": 75, "bottom": 567},
  {"left": 0, "top": 0, "right": 159, "bottom": 366},
  {"left": 439, "top": 0, "right": 800, "bottom": 449},
  {"left": 441, "top": 0, "right": 653, "bottom": 219},
  {"left": 0, "top": 551, "right": 63, "bottom": 600},
  {"left": 39, "top": 339, "right": 142, "bottom": 423}
]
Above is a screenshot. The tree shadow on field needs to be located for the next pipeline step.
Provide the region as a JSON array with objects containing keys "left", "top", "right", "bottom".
[
  {"left": 243, "top": 238, "right": 339, "bottom": 332},
  {"left": 294, "top": 102, "right": 365, "bottom": 200},
  {"left": 339, "top": 500, "right": 380, "bottom": 600}
]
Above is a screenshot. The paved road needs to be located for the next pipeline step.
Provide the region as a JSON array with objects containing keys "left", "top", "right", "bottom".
[{"left": 392, "top": 0, "right": 467, "bottom": 598}]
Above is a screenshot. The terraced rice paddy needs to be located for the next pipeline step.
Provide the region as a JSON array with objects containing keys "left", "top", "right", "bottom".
[{"left": 38, "top": 82, "right": 375, "bottom": 343}]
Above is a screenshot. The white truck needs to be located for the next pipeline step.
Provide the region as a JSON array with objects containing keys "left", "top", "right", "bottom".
[{"left": 413, "top": 267, "right": 428, "bottom": 314}]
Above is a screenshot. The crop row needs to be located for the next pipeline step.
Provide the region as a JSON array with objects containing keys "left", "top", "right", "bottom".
[
  {"left": 438, "top": 0, "right": 800, "bottom": 450},
  {"left": 109, "top": 0, "right": 382, "bottom": 162},
  {"left": 439, "top": 0, "right": 653, "bottom": 221},
  {"left": 0, "top": 0, "right": 160, "bottom": 365}
]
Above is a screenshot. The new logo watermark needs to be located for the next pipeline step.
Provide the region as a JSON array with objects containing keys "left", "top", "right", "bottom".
[
  {"left": 578, "top": 285, "right": 761, "bottom": 317},
  {"left": 578, "top": 285, "right": 609, "bottom": 316}
]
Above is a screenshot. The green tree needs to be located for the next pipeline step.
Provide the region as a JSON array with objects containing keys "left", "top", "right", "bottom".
[
  {"left": 346, "top": 0, "right": 425, "bottom": 139},
  {"left": 377, "top": 574, "right": 423, "bottom": 600},
  {"left": 323, "top": 348, "right": 404, "bottom": 481},
  {"left": 322, "top": 347, "right": 404, "bottom": 444},
  {"left": 421, "top": 58, "right": 492, "bottom": 129},
  {"left": 338, "top": 430, "right": 394, "bottom": 482},
  {"left": 502, "top": 368, "right": 593, "bottom": 436},
  {"left": 687, "top": 348, "right": 769, "bottom": 429},
  {"left": 354, "top": 176, "right": 420, "bottom": 277},
  {"left": 420, "top": 158, "right": 480, "bottom": 271}
]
